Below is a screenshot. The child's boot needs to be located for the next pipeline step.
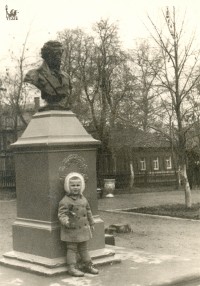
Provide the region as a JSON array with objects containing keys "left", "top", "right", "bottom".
[
  {"left": 83, "top": 262, "right": 99, "bottom": 275},
  {"left": 68, "top": 264, "right": 84, "bottom": 277}
]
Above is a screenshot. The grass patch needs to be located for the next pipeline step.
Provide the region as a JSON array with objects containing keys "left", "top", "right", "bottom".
[
  {"left": 124, "top": 203, "right": 200, "bottom": 220},
  {"left": 115, "top": 186, "right": 178, "bottom": 194}
]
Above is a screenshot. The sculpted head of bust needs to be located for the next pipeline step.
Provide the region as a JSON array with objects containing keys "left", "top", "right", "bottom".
[
  {"left": 24, "top": 40, "right": 71, "bottom": 111},
  {"left": 41, "top": 41, "right": 64, "bottom": 71}
]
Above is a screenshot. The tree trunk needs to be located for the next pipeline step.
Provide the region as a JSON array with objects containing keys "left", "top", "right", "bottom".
[
  {"left": 129, "top": 160, "right": 134, "bottom": 189},
  {"left": 177, "top": 166, "right": 181, "bottom": 189},
  {"left": 180, "top": 163, "right": 192, "bottom": 208},
  {"left": 112, "top": 153, "right": 117, "bottom": 175}
]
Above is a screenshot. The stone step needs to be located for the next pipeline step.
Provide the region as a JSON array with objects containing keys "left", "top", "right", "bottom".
[
  {"left": 0, "top": 247, "right": 121, "bottom": 276},
  {"left": 93, "top": 255, "right": 121, "bottom": 267},
  {"left": 0, "top": 256, "right": 66, "bottom": 276},
  {"left": 90, "top": 247, "right": 116, "bottom": 260}
]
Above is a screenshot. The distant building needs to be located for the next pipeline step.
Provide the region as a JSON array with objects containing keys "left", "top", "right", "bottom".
[
  {"left": 97, "top": 128, "right": 178, "bottom": 189},
  {"left": 130, "top": 132, "right": 177, "bottom": 187},
  {"left": 0, "top": 98, "right": 39, "bottom": 189}
]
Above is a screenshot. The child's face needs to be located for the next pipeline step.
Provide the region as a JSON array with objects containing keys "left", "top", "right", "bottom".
[{"left": 69, "top": 179, "right": 82, "bottom": 195}]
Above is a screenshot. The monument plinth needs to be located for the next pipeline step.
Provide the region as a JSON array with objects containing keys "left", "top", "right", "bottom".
[{"left": 0, "top": 110, "right": 119, "bottom": 275}]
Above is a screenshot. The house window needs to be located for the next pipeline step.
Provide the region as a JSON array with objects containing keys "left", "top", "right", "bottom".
[
  {"left": 166, "top": 156, "right": 172, "bottom": 170},
  {"left": 140, "top": 158, "right": 146, "bottom": 171},
  {"left": 153, "top": 157, "right": 159, "bottom": 170}
]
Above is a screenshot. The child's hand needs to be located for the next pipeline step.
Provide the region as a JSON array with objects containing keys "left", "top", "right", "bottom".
[
  {"left": 65, "top": 222, "right": 76, "bottom": 229},
  {"left": 64, "top": 222, "right": 70, "bottom": 228},
  {"left": 90, "top": 225, "right": 95, "bottom": 232}
]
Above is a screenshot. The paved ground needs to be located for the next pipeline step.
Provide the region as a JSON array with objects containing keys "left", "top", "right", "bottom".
[{"left": 1, "top": 189, "right": 200, "bottom": 286}]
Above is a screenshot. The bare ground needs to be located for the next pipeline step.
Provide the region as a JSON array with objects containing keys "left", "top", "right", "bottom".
[
  {"left": 1, "top": 190, "right": 200, "bottom": 260},
  {"left": 98, "top": 189, "right": 200, "bottom": 259},
  {"left": 99, "top": 210, "right": 200, "bottom": 258}
]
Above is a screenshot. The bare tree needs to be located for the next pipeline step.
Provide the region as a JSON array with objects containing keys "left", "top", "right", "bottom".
[
  {"left": 148, "top": 7, "right": 200, "bottom": 207},
  {"left": 2, "top": 30, "right": 39, "bottom": 140},
  {"left": 125, "top": 40, "right": 163, "bottom": 132},
  {"left": 57, "top": 28, "right": 94, "bottom": 125},
  {"left": 58, "top": 20, "right": 134, "bottom": 154}
]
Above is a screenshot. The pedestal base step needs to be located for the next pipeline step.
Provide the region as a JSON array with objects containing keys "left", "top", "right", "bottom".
[
  {"left": 0, "top": 248, "right": 121, "bottom": 276},
  {"left": 93, "top": 255, "right": 121, "bottom": 267}
]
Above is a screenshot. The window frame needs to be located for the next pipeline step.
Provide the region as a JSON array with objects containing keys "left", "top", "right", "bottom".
[
  {"left": 165, "top": 156, "right": 172, "bottom": 170},
  {"left": 140, "top": 158, "right": 146, "bottom": 171},
  {"left": 153, "top": 157, "right": 159, "bottom": 171}
]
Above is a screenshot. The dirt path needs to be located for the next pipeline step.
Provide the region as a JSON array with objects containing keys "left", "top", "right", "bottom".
[
  {"left": 1, "top": 191, "right": 200, "bottom": 262},
  {"left": 97, "top": 190, "right": 200, "bottom": 259},
  {"left": 99, "top": 210, "right": 200, "bottom": 259}
]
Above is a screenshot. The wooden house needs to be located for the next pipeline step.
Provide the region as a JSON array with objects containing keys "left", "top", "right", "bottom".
[{"left": 97, "top": 128, "right": 178, "bottom": 189}]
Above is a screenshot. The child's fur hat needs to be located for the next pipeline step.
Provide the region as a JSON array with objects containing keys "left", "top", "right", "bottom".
[{"left": 64, "top": 172, "right": 85, "bottom": 195}]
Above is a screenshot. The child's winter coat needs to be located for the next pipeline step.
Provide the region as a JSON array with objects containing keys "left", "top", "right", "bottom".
[{"left": 58, "top": 172, "right": 95, "bottom": 242}]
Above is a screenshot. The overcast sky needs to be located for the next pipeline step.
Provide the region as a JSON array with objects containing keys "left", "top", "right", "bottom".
[{"left": 1, "top": 0, "right": 200, "bottom": 69}]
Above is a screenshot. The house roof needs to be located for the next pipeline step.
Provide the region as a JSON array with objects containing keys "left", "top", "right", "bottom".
[{"left": 111, "top": 128, "right": 170, "bottom": 149}]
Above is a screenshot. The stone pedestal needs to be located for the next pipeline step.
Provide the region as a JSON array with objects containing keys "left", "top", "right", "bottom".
[{"left": 0, "top": 110, "right": 119, "bottom": 275}]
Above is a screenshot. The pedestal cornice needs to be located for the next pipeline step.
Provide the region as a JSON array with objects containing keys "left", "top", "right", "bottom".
[{"left": 11, "top": 110, "right": 100, "bottom": 149}]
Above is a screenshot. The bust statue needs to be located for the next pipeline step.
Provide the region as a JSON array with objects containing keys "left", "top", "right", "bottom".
[{"left": 24, "top": 41, "right": 71, "bottom": 111}]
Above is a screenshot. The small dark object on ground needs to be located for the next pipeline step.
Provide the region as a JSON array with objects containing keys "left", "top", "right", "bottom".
[
  {"left": 105, "top": 224, "right": 132, "bottom": 234},
  {"left": 105, "top": 234, "right": 115, "bottom": 245}
]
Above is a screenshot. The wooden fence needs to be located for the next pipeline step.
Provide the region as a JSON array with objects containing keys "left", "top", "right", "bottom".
[
  {"left": 134, "top": 171, "right": 177, "bottom": 186},
  {"left": 97, "top": 170, "right": 177, "bottom": 189},
  {"left": 0, "top": 153, "right": 15, "bottom": 189}
]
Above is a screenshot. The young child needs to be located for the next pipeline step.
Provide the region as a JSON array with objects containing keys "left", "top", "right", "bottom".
[{"left": 58, "top": 172, "right": 99, "bottom": 277}]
